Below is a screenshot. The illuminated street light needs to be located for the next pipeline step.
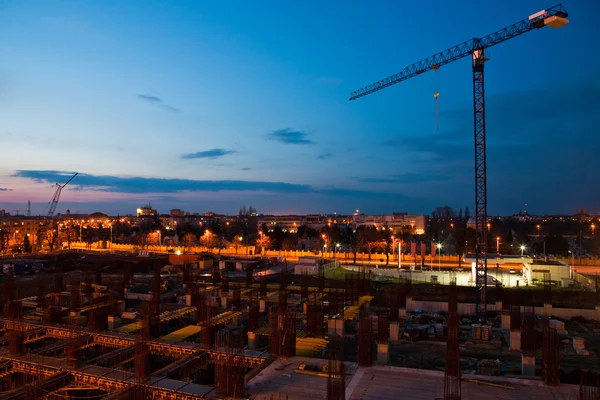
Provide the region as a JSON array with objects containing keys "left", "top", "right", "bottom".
[
  {"left": 496, "top": 237, "right": 500, "bottom": 253},
  {"left": 592, "top": 223, "right": 596, "bottom": 235},
  {"left": 537, "top": 224, "right": 541, "bottom": 237},
  {"left": 436, "top": 243, "right": 442, "bottom": 271},
  {"left": 520, "top": 245, "right": 526, "bottom": 256}
]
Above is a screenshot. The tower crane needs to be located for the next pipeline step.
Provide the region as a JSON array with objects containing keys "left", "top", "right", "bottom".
[
  {"left": 47, "top": 172, "right": 78, "bottom": 218},
  {"left": 349, "top": 5, "right": 569, "bottom": 318},
  {"left": 38, "top": 172, "right": 78, "bottom": 252}
]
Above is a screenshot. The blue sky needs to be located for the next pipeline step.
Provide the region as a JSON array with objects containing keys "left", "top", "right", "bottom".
[{"left": 1, "top": 0, "right": 598, "bottom": 216}]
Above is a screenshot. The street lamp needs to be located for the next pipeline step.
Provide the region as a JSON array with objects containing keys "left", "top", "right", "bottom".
[
  {"left": 496, "top": 237, "right": 500, "bottom": 254},
  {"left": 323, "top": 243, "right": 327, "bottom": 257},
  {"left": 520, "top": 245, "right": 526, "bottom": 256},
  {"left": 335, "top": 243, "right": 340, "bottom": 259},
  {"left": 398, "top": 239, "right": 403, "bottom": 269},
  {"left": 436, "top": 243, "right": 442, "bottom": 271},
  {"left": 537, "top": 224, "right": 541, "bottom": 237},
  {"left": 487, "top": 223, "right": 491, "bottom": 232},
  {"left": 592, "top": 223, "right": 596, "bottom": 235},
  {"left": 568, "top": 250, "right": 574, "bottom": 279}
]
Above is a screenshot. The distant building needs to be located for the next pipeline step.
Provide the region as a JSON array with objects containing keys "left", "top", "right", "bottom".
[
  {"left": 136, "top": 205, "right": 158, "bottom": 217},
  {"left": 170, "top": 209, "right": 186, "bottom": 217},
  {"left": 352, "top": 213, "right": 427, "bottom": 234}
]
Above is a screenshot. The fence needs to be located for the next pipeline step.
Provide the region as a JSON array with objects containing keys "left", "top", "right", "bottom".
[{"left": 64, "top": 241, "right": 600, "bottom": 267}]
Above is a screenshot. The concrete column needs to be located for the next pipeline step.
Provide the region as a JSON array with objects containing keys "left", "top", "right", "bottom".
[
  {"left": 185, "top": 294, "right": 192, "bottom": 306},
  {"left": 399, "top": 308, "right": 407, "bottom": 319},
  {"left": 377, "top": 342, "right": 389, "bottom": 365},
  {"left": 302, "top": 303, "right": 308, "bottom": 314},
  {"left": 247, "top": 332, "right": 257, "bottom": 349},
  {"left": 328, "top": 318, "right": 344, "bottom": 336},
  {"left": 221, "top": 296, "right": 228, "bottom": 309},
  {"left": 107, "top": 316, "right": 120, "bottom": 330},
  {"left": 495, "top": 300, "right": 502, "bottom": 311},
  {"left": 259, "top": 299, "right": 266, "bottom": 313},
  {"left": 521, "top": 354, "right": 535, "bottom": 376},
  {"left": 501, "top": 313, "right": 511, "bottom": 330},
  {"left": 510, "top": 331, "right": 521, "bottom": 351},
  {"left": 389, "top": 322, "right": 400, "bottom": 341}
]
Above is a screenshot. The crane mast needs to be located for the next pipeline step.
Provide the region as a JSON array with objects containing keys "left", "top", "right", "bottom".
[{"left": 349, "top": 5, "right": 568, "bottom": 318}]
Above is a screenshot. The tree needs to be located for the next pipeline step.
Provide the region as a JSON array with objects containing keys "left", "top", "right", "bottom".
[
  {"left": 200, "top": 230, "right": 215, "bottom": 248},
  {"left": 381, "top": 227, "right": 392, "bottom": 265},
  {"left": 59, "top": 224, "right": 77, "bottom": 249},
  {"left": 256, "top": 232, "right": 270, "bottom": 253},
  {"left": 239, "top": 205, "right": 257, "bottom": 217},
  {"left": 430, "top": 205, "right": 457, "bottom": 241},
  {"left": 182, "top": 233, "right": 197, "bottom": 246},
  {"left": 358, "top": 226, "right": 382, "bottom": 261},
  {"left": 45, "top": 226, "right": 59, "bottom": 252},
  {"left": 23, "top": 234, "right": 32, "bottom": 253},
  {"left": 0, "top": 230, "right": 9, "bottom": 255},
  {"left": 282, "top": 237, "right": 296, "bottom": 251},
  {"left": 453, "top": 208, "right": 471, "bottom": 267}
]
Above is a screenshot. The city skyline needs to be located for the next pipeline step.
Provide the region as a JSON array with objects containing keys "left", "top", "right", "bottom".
[{"left": 1, "top": 0, "right": 599, "bottom": 215}]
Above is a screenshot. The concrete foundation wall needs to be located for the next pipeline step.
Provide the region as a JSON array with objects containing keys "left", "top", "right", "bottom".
[{"left": 406, "top": 297, "right": 600, "bottom": 321}]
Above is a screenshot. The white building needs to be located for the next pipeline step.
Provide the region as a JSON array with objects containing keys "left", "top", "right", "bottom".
[{"left": 352, "top": 213, "right": 426, "bottom": 234}]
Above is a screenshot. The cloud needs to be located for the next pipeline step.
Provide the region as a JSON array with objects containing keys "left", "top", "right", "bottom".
[
  {"left": 241, "top": 167, "right": 252, "bottom": 171},
  {"left": 137, "top": 94, "right": 161, "bottom": 103},
  {"left": 317, "top": 153, "right": 332, "bottom": 160},
  {"left": 136, "top": 94, "right": 180, "bottom": 113},
  {"left": 354, "top": 173, "right": 451, "bottom": 184},
  {"left": 11, "top": 170, "right": 423, "bottom": 211},
  {"left": 181, "top": 149, "right": 236, "bottom": 160},
  {"left": 267, "top": 128, "right": 315, "bottom": 145}
]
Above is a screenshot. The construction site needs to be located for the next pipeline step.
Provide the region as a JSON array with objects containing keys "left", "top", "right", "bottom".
[
  {"left": 0, "top": 249, "right": 599, "bottom": 400},
  {"left": 2, "top": 2, "right": 598, "bottom": 400}
]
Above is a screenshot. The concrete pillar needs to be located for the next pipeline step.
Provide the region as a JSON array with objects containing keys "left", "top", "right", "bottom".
[
  {"left": 221, "top": 296, "right": 228, "bottom": 309},
  {"left": 495, "top": 300, "right": 502, "bottom": 311},
  {"left": 501, "top": 313, "right": 511, "bottom": 330},
  {"left": 399, "top": 308, "right": 407, "bottom": 319},
  {"left": 377, "top": 342, "right": 389, "bottom": 365},
  {"left": 107, "top": 316, "right": 120, "bottom": 330},
  {"left": 259, "top": 299, "right": 266, "bottom": 313},
  {"left": 303, "top": 302, "right": 308, "bottom": 314},
  {"left": 510, "top": 331, "right": 521, "bottom": 351},
  {"left": 521, "top": 354, "right": 535, "bottom": 376},
  {"left": 328, "top": 318, "right": 344, "bottom": 336},
  {"left": 247, "top": 331, "right": 257, "bottom": 349},
  {"left": 185, "top": 294, "right": 192, "bottom": 306},
  {"left": 389, "top": 322, "right": 400, "bottom": 341}
]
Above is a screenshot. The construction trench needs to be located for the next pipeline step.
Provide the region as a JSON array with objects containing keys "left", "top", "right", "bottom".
[{"left": 0, "top": 252, "right": 599, "bottom": 399}]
